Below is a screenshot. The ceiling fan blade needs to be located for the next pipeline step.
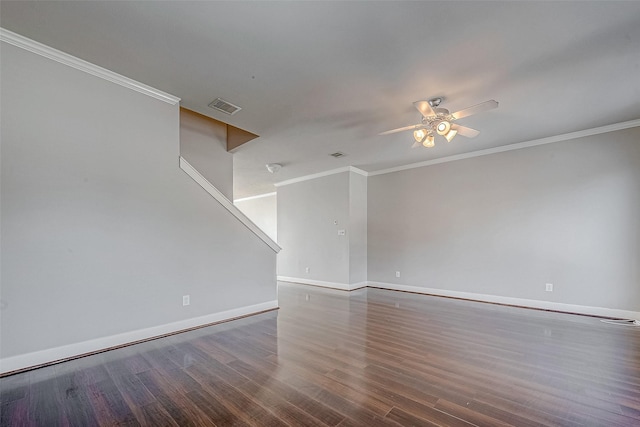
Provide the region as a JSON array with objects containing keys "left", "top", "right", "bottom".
[
  {"left": 378, "top": 124, "right": 417, "bottom": 135},
  {"left": 413, "top": 100, "right": 436, "bottom": 117},
  {"left": 452, "top": 124, "right": 480, "bottom": 138},
  {"left": 451, "top": 100, "right": 498, "bottom": 120},
  {"left": 411, "top": 141, "right": 422, "bottom": 148}
]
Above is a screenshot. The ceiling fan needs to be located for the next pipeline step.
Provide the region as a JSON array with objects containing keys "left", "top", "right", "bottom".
[{"left": 379, "top": 97, "right": 498, "bottom": 148}]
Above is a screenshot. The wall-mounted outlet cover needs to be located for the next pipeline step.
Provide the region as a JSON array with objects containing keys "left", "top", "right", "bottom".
[
  {"left": 183, "top": 295, "right": 190, "bottom": 306},
  {"left": 305, "top": 267, "right": 310, "bottom": 273},
  {"left": 396, "top": 271, "right": 401, "bottom": 278},
  {"left": 545, "top": 283, "right": 553, "bottom": 292}
]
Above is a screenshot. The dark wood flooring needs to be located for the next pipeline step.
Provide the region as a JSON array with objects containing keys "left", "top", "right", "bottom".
[{"left": 2, "top": 283, "right": 639, "bottom": 426}]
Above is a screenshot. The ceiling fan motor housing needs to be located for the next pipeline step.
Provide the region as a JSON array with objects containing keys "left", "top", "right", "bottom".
[{"left": 380, "top": 98, "right": 497, "bottom": 146}]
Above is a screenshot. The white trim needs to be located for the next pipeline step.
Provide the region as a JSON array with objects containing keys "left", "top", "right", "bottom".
[
  {"left": 277, "top": 276, "right": 365, "bottom": 291},
  {"left": 366, "top": 281, "right": 640, "bottom": 320},
  {"left": 350, "top": 281, "right": 369, "bottom": 290},
  {"left": 349, "top": 166, "right": 369, "bottom": 177},
  {"left": 369, "top": 119, "right": 640, "bottom": 176},
  {"left": 234, "top": 192, "right": 277, "bottom": 203},
  {"left": 275, "top": 166, "right": 369, "bottom": 188},
  {"left": 180, "top": 157, "right": 281, "bottom": 253},
  {"left": 0, "top": 300, "right": 278, "bottom": 375},
  {"left": 0, "top": 28, "right": 180, "bottom": 105},
  {"left": 273, "top": 119, "right": 639, "bottom": 184}
]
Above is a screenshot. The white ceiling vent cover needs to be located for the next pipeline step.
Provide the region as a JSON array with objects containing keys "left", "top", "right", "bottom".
[{"left": 208, "top": 98, "right": 242, "bottom": 115}]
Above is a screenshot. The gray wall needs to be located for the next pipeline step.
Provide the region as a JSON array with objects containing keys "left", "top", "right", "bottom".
[
  {"left": 277, "top": 172, "right": 350, "bottom": 284},
  {"left": 235, "top": 194, "right": 278, "bottom": 242},
  {"left": 180, "top": 109, "right": 234, "bottom": 201},
  {"left": 368, "top": 127, "right": 640, "bottom": 311},
  {"left": 0, "top": 43, "right": 276, "bottom": 359}
]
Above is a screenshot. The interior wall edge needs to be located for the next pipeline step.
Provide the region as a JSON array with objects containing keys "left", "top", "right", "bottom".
[
  {"left": 234, "top": 192, "right": 277, "bottom": 203},
  {"left": 366, "top": 281, "right": 640, "bottom": 320},
  {"left": 0, "top": 300, "right": 278, "bottom": 376},
  {"left": 180, "top": 157, "right": 281, "bottom": 253}
]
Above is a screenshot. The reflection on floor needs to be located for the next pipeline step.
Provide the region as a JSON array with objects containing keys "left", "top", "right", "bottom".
[{"left": 2, "top": 282, "right": 639, "bottom": 426}]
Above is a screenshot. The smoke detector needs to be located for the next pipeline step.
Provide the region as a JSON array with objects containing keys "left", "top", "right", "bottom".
[
  {"left": 266, "top": 163, "right": 282, "bottom": 174},
  {"left": 208, "top": 97, "right": 242, "bottom": 115}
]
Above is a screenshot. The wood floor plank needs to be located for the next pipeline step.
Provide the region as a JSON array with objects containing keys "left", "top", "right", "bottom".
[
  {"left": 237, "top": 378, "right": 330, "bottom": 427},
  {"left": 136, "top": 401, "right": 180, "bottom": 426},
  {"left": 227, "top": 359, "right": 346, "bottom": 426},
  {"left": 182, "top": 357, "right": 290, "bottom": 426},
  {"left": 27, "top": 368, "right": 68, "bottom": 426},
  {"left": 55, "top": 373, "right": 100, "bottom": 426},
  {"left": 385, "top": 407, "right": 443, "bottom": 427},
  {"left": 2, "top": 282, "right": 639, "bottom": 426},
  {"left": 86, "top": 377, "right": 140, "bottom": 427},
  {"left": 0, "top": 371, "right": 29, "bottom": 404},
  {"left": 324, "top": 368, "right": 455, "bottom": 424},
  {"left": 0, "top": 398, "right": 29, "bottom": 427},
  {"left": 185, "top": 388, "right": 251, "bottom": 427}
]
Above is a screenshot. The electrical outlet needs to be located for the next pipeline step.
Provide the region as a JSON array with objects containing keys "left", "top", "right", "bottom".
[
  {"left": 183, "top": 295, "right": 190, "bottom": 306},
  {"left": 305, "top": 267, "right": 310, "bottom": 273},
  {"left": 545, "top": 283, "right": 553, "bottom": 292},
  {"left": 396, "top": 271, "right": 401, "bottom": 278},
  {"left": 338, "top": 229, "right": 346, "bottom": 236}
]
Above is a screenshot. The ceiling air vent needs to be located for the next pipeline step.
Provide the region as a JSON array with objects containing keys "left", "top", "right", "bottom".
[
  {"left": 208, "top": 98, "right": 242, "bottom": 115},
  {"left": 329, "top": 152, "right": 345, "bottom": 158}
]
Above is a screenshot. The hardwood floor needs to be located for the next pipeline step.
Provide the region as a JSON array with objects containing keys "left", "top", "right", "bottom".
[{"left": 2, "top": 282, "right": 639, "bottom": 426}]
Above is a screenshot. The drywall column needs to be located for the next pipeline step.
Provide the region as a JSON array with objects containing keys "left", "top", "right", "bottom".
[
  {"left": 277, "top": 172, "right": 351, "bottom": 286},
  {"left": 349, "top": 172, "right": 367, "bottom": 286},
  {"left": 277, "top": 170, "right": 367, "bottom": 289}
]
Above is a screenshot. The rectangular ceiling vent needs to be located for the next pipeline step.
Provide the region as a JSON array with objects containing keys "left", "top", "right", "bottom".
[
  {"left": 208, "top": 97, "right": 242, "bottom": 115},
  {"left": 329, "top": 152, "right": 345, "bottom": 158}
]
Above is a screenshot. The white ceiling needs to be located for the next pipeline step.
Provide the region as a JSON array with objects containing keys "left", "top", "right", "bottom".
[{"left": 2, "top": 1, "right": 639, "bottom": 198}]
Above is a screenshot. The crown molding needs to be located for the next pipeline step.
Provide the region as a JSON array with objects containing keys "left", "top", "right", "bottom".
[
  {"left": 349, "top": 166, "right": 369, "bottom": 177},
  {"left": 274, "top": 119, "right": 639, "bottom": 186},
  {"left": 0, "top": 28, "right": 180, "bottom": 105},
  {"left": 369, "top": 119, "right": 640, "bottom": 177},
  {"left": 234, "top": 192, "right": 277, "bottom": 203},
  {"left": 275, "top": 166, "right": 368, "bottom": 188}
]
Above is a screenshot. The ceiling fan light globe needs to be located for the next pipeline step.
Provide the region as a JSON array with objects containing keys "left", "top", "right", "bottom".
[
  {"left": 413, "top": 128, "right": 428, "bottom": 143},
  {"left": 423, "top": 134, "right": 435, "bottom": 148},
  {"left": 444, "top": 129, "right": 458, "bottom": 142},
  {"left": 436, "top": 121, "right": 451, "bottom": 135}
]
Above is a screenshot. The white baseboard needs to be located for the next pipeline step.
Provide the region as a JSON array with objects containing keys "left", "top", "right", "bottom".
[
  {"left": 277, "top": 276, "right": 366, "bottom": 291},
  {"left": 0, "top": 300, "right": 278, "bottom": 375},
  {"left": 350, "top": 281, "right": 368, "bottom": 290},
  {"left": 366, "top": 281, "right": 640, "bottom": 320}
]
